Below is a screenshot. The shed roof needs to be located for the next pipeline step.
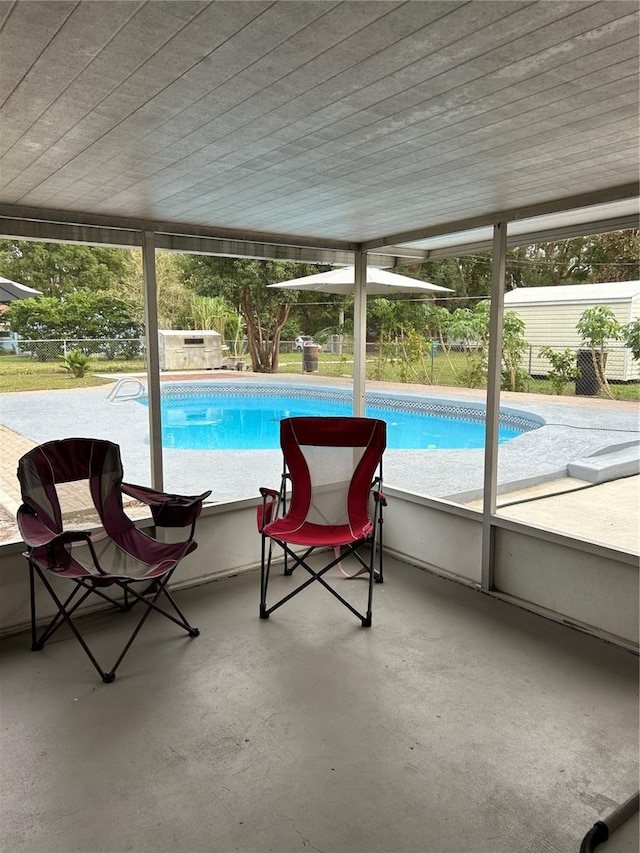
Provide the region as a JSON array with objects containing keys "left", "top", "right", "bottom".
[{"left": 504, "top": 281, "right": 640, "bottom": 305}]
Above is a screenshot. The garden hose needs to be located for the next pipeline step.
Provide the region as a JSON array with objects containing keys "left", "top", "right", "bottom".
[{"left": 579, "top": 791, "right": 639, "bottom": 853}]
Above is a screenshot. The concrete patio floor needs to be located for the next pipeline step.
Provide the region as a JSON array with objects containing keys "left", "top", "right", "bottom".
[{"left": 1, "top": 555, "right": 638, "bottom": 853}]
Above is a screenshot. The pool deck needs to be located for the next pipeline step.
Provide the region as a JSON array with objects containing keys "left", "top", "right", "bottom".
[{"left": 1, "top": 371, "right": 638, "bottom": 551}]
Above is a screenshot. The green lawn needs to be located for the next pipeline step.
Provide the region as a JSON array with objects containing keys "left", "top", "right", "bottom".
[
  {"left": 1, "top": 352, "right": 637, "bottom": 401},
  {"left": 0, "top": 355, "right": 146, "bottom": 392},
  {"left": 277, "top": 350, "right": 640, "bottom": 401}
]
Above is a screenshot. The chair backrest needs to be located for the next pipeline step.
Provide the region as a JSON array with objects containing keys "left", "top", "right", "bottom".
[
  {"left": 280, "top": 417, "right": 386, "bottom": 533},
  {"left": 17, "top": 438, "right": 127, "bottom": 535}
]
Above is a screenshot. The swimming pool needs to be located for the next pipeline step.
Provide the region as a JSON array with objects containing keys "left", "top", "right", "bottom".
[{"left": 138, "top": 383, "right": 543, "bottom": 451}]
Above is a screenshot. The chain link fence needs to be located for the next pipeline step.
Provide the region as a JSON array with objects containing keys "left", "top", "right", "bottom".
[
  {"left": 525, "top": 343, "right": 636, "bottom": 396},
  {"left": 6, "top": 337, "right": 145, "bottom": 362}
]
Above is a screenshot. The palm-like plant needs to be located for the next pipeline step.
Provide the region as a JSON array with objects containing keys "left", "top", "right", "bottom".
[{"left": 60, "top": 349, "right": 90, "bottom": 378}]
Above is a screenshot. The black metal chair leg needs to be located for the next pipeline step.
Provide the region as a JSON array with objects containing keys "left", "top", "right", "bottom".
[
  {"left": 260, "top": 534, "right": 273, "bottom": 619},
  {"left": 29, "top": 561, "right": 39, "bottom": 651},
  {"left": 160, "top": 587, "right": 199, "bottom": 636},
  {"left": 376, "top": 507, "right": 384, "bottom": 583},
  {"left": 33, "top": 567, "right": 112, "bottom": 681},
  {"left": 35, "top": 584, "right": 94, "bottom": 648}
]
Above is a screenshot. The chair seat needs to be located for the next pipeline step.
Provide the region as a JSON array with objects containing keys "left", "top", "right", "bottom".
[
  {"left": 264, "top": 519, "right": 372, "bottom": 547},
  {"left": 28, "top": 538, "right": 193, "bottom": 582}
]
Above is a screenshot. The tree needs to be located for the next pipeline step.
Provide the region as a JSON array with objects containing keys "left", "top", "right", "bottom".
[
  {"left": 0, "top": 240, "right": 133, "bottom": 297},
  {"left": 5, "top": 290, "right": 143, "bottom": 358},
  {"left": 4, "top": 296, "right": 63, "bottom": 357},
  {"left": 501, "top": 309, "right": 529, "bottom": 391},
  {"left": 576, "top": 306, "right": 623, "bottom": 399},
  {"left": 397, "top": 257, "right": 490, "bottom": 305},
  {"left": 288, "top": 290, "right": 346, "bottom": 340},
  {"left": 4, "top": 296, "right": 62, "bottom": 340},
  {"left": 580, "top": 230, "right": 639, "bottom": 282},
  {"left": 622, "top": 317, "right": 640, "bottom": 363},
  {"left": 368, "top": 298, "right": 401, "bottom": 380},
  {"left": 178, "top": 256, "right": 325, "bottom": 372},
  {"left": 397, "top": 229, "right": 638, "bottom": 302},
  {"left": 122, "top": 250, "right": 192, "bottom": 330}
]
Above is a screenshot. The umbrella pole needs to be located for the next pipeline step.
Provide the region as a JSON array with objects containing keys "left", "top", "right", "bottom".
[{"left": 353, "top": 252, "right": 367, "bottom": 417}]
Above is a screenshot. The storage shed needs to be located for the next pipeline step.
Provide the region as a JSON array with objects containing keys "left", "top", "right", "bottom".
[
  {"left": 504, "top": 281, "right": 640, "bottom": 382},
  {"left": 158, "top": 330, "right": 222, "bottom": 371}
]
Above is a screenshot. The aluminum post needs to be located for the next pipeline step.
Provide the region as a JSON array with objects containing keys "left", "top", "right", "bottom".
[
  {"left": 353, "top": 251, "right": 367, "bottom": 417},
  {"left": 141, "top": 231, "right": 164, "bottom": 490},
  {"left": 481, "top": 222, "right": 507, "bottom": 589}
]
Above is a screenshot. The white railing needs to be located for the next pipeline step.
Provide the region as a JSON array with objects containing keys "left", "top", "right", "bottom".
[{"left": 106, "top": 376, "right": 146, "bottom": 403}]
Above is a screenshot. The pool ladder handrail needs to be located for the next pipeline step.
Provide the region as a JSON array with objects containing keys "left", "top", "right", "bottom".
[{"left": 107, "top": 376, "right": 146, "bottom": 403}]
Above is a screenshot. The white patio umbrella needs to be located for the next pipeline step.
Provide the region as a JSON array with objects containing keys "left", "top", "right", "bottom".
[
  {"left": 268, "top": 265, "right": 453, "bottom": 415},
  {"left": 0, "top": 276, "right": 42, "bottom": 302},
  {"left": 267, "top": 265, "right": 453, "bottom": 296}
]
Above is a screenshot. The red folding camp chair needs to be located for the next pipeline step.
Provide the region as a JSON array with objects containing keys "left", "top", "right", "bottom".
[
  {"left": 17, "top": 437, "right": 210, "bottom": 683},
  {"left": 257, "top": 417, "right": 386, "bottom": 627}
]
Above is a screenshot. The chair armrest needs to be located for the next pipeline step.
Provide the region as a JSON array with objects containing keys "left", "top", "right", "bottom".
[
  {"left": 46, "top": 530, "right": 107, "bottom": 572},
  {"left": 18, "top": 509, "right": 105, "bottom": 573},
  {"left": 121, "top": 483, "right": 212, "bottom": 528},
  {"left": 17, "top": 505, "right": 62, "bottom": 548},
  {"left": 369, "top": 476, "right": 387, "bottom": 507},
  {"left": 258, "top": 488, "right": 280, "bottom": 532},
  {"left": 373, "top": 490, "right": 387, "bottom": 507}
]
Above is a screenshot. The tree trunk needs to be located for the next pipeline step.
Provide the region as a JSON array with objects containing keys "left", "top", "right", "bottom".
[{"left": 240, "top": 288, "right": 291, "bottom": 373}]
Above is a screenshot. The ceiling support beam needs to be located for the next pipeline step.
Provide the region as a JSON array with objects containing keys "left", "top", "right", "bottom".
[
  {"left": 0, "top": 204, "right": 354, "bottom": 253},
  {"left": 406, "top": 215, "right": 640, "bottom": 261},
  {"left": 361, "top": 184, "right": 639, "bottom": 252},
  {"left": 0, "top": 214, "right": 403, "bottom": 266}
]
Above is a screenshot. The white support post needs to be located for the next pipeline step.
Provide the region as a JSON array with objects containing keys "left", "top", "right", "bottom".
[
  {"left": 141, "top": 231, "right": 164, "bottom": 491},
  {"left": 353, "top": 250, "right": 367, "bottom": 417},
  {"left": 481, "top": 221, "right": 507, "bottom": 590}
]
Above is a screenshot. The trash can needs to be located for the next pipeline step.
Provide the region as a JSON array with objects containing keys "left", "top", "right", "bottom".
[
  {"left": 576, "top": 349, "right": 605, "bottom": 396},
  {"left": 302, "top": 343, "right": 319, "bottom": 373}
]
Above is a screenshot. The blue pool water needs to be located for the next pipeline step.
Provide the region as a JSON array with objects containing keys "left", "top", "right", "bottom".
[{"left": 141, "top": 386, "right": 538, "bottom": 450}]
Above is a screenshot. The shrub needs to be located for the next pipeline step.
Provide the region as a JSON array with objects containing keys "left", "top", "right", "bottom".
[
  {"left": 540, "top": 346, "right": 577, "bottom": 395},
  {"left": 60, "top": 349, "right": 91, "bottom": 378},
  {"left": 576, "top": 306, "right": 623, "bottom": 398}
]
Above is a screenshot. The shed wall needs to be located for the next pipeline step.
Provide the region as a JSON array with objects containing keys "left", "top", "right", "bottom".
[{"left": 511, "top": 297, "right": 639, "bottom": 381}]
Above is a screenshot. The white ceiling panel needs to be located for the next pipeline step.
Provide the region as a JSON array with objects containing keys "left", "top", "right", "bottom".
[{"left": 0, "top": 0, "right": 637, "bottom": 252}]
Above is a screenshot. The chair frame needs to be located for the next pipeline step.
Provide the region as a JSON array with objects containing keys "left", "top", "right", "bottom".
[
  {"left": 27, "top": 549, "right": 199, "bottom": 682},
  {"left": 18, "top": 438, "right": 210, "bottom": 683},
  {"left": 258, "top": 417, "right": 386, "bottom": 627}
]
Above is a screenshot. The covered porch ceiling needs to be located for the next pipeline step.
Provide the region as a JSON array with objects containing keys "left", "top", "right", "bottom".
[{"left": 0, "top": 0, "right": 638, "bottom": 261}]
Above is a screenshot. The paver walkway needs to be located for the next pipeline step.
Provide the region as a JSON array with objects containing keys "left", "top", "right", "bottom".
[
  {"left": 0, "top": 423, "right": 145, "bottom": 528},
  {"left": 0, "top": 424, "right": 35, "bottom": 515}
]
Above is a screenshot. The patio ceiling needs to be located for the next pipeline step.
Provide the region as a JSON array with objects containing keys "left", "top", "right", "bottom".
[{"left": 0, "top": 0, "right": 638, "bottom": 260}]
